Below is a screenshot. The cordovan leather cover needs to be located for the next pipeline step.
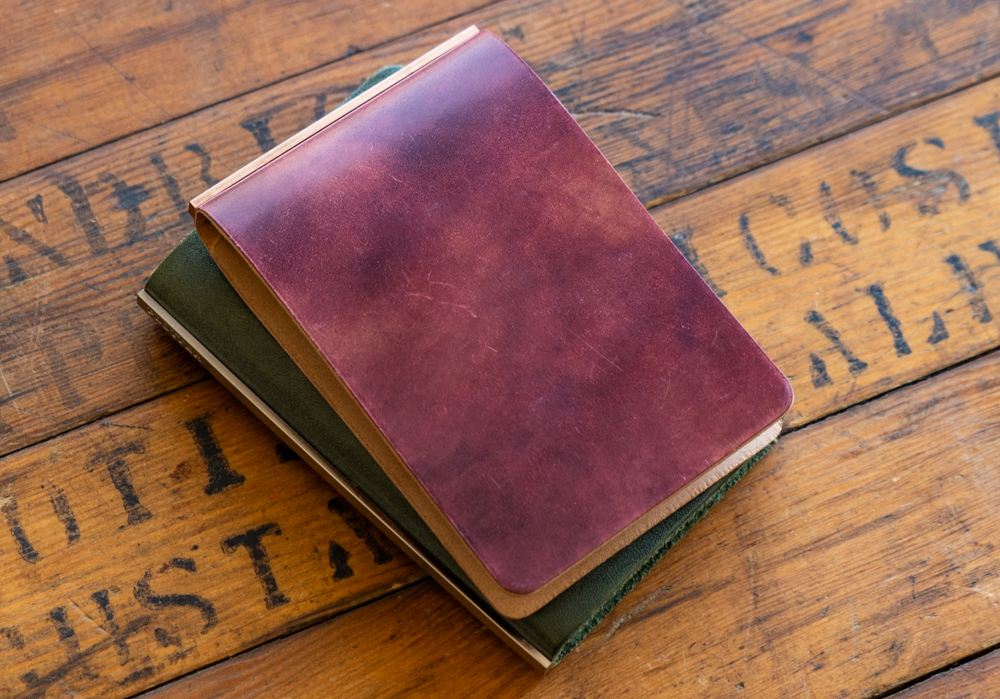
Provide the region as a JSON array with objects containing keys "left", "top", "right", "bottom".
[
  {"left": 192, "top": 29, "right": 793, "bottom": 617},
  {"left": 141, "top": 232, "right": 775, "bottom": 663}
]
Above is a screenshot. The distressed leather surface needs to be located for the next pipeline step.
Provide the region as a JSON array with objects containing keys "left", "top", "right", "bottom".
[
  {"left": 143, "top": 232, "right": 772, "bottom": 661},
  {"left": 200, "top": 32, "right": 793, "bottom": 595}
]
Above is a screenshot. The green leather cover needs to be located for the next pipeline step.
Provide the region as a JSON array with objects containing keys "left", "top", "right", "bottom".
[{"left": 144, "top": 232, "right": 772, "bottom": 663}]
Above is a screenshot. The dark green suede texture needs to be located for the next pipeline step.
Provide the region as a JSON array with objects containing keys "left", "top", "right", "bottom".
[
  {"left": 345, "top": 65, "right": 403, "bottom": 101},
  {"left": 144, "top": 233, "right": 772, "bottom": 662}
]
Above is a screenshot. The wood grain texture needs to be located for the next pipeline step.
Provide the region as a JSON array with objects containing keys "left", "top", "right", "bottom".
[
  {"left": 6, "top": 1, "right": 1000, "bottom": 695},
  {"left": 146, "top": 348, "right": 1000, "bottom": 699},
  {"left": 5, "top": 0, "right": 1000, "bottom": 198},
  {"left": 893, "top": 648, "right": 1000, "bottom": 699},
  {"left": 4, "top": 30, "right": 1000, "bottom": 459},
  {"left": 16, "top": 77, "right": 1000, "bottom": 693},
  {"left": 651, "top": 77, "right": 1000, "bottom": 428},
  {"left": 0, "top": 379, "right": 422, "bottom": 699},
  {"left": 0, "top": 0, "right": 492, "bottom": 183}
]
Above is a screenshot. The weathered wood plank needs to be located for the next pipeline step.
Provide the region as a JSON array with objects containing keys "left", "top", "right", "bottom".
[
  {"left": 14, "top": 72, "right": 1000, "bottom": 687},
  {"left": 0, "top": 0, "right": 493, "bottom": 183},
  {"left": 4, "top": 36, "right": 1000, "bottom": 456},
  {"left": 651, "top": 79, "right": 1000, "bottom": 427},
  {"left": 145, "top": 348, "right": 1000, "bottom": 699},
  {"left": 0, "top": 378, "right": 422, "bottom": 699},
  {"left": 892, "top": 648, "right": 1000, "bottom": 699},
  {"left": 5, "top": 0, "right": 1000, "bottom": 196}
]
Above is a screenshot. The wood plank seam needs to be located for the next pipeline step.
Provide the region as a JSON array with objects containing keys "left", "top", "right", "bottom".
[
  {"left": 2, "top": 73, "right": 1000, "bottom": 694},
  {"left": 5, "top": 3, "right": 1000, "bottom": 695},
  {"left": 875, "top": 641, "right": 1000, "bottom": 699},
  {"left": 3, "top": 0, "right": 1000, "bottom": 458},
  {"left": 136, "top": 346, "right": 1000, "bottom": 697}
]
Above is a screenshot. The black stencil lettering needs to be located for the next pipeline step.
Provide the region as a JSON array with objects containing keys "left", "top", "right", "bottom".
[
  {"left": 49, "top": 607, "right": 89, "bottom": 671},
  {"left": 154, "top": 627, "right": 182, "bottom": 648},
  {"left": 54, "top": 174, "right": 107, "bottom": 253},
  {"left": 769, "top": 193, "right": 797, "bottom": 217},
  {"left": 313, "top": 93, "right": 327, "bottom": 121},
  {"left": 738, "top": 214, "right": 780, "bottom": 276},
  {"left": 46, "top": 608, "right": 108, "bottom": 685},
  {"left": 892, "top": 143, "right": 970, "bottom": 215},
  {"left": 851, "top": 170, "right": 890, "bottom": 231},
  {"left": 184, "top": 143, "right": 220, "bottom": 187},
  {"left": 979, "top": 239, "right": 1000, "bottom": 262},
  {"left": 805, "top": 310, "right": 868, "bottom": 375},
  {"left": 221, "top": 523, "right": 290, "bottom": 609},
  {"left": 240, "top": 118, "right": 276, "bottom": 153},
  {"left": 328, "top": 541, "right": 354, "bottom": 580},
  {"left": 1, "top": 626, "right": 25, "bottom": 649},
  {"left": 865, "top": 283, "right": 911, "bottom": 356},
  {"left": 49, "top": 488, "right": 80, "bottom": 545},
  {"left": 19, "top": 671, "right": 44, "bottom": 697},
  {"left": 328, "top": 497, "right": 393, "bottom": 565},
  {"left": 4, "top": 255, "right": 27, "bottom": 284},
  {"left": 91, "top": 442, "right": 153, "bottom": 526},
  {"left": 99, "top": 172, "right": 152, "bottom": 246},
  {"left": 239, "top": 103, "right": 293, "bottom": 154},
  {"left": 0, "top": 217, "right": 67, "bottom": 266},
  {"left": 819, "top": 182, "right": 858, "bottom": 244},
  {"left": 274, "top": 442, "right": 299, "bottom": 463},
  {"left": 0, "top": 486, "right": 39, "bottom": 563},
  {"left": 171, "top": 556, "right": 196, "bottom": 572},
  {"left": 92, "top": 589, "right": 130, "bottom": 664},
  {"left": 26, "top": 194, "right": 47, "bottom": 223},
  {"left": 135, "top": 558, "right": 218, "bottom": 633},
  {"left": 973, "top": 111, "right": 1000, "bottom": 161},
  {"left": 945, "top": 254, "right": 992, "bottom": 323},
  {"left": 927, "top": 311, "right": 949, "bottom": 344},
  {"left": 502, "top": 25, "right": 525, "bottom": 40},
  {"left": 808, "top": 353, "right": 833, "bottom": 388},
  {"left": 669, "top": 227, "right": 726, "bottom": 297},
  {"left": 184, "top": 416, "right": 245, "bottom": 495},
  {"left": 150, "top": 153, "right": 187, "bottom": 220},
  {"left": 799, "top": 240, "right": 813, "bottom": 266},
  {"left": 19, "top": 614, "right": 145, "bottom": 697},
  {"left": 120, "top": 667, "right": 155, "bottom": 685},
  {"left": 155, "top": 626, "right": 191, "bottom": 663}
]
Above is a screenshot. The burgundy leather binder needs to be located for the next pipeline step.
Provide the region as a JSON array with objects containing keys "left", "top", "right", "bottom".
[{"left": 190, "top": 27, "right": 793, "bottom": 618}]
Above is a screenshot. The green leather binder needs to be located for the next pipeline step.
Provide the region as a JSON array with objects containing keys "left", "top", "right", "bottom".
[{"left": 138, "top": 233, "right": 773, "bottom": 669}]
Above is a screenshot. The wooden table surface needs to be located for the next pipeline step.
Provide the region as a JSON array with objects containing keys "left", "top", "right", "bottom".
[{"left": 4, "top": 1, "right": 1000, "bottom": 696}]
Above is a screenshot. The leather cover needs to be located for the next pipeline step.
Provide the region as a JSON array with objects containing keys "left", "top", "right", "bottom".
[
  {"left": 142, "top": 232, "right": 775, "bottom": 663},
  {"left": 190, "top": 29, "right": 793, "bottom": 617}
]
